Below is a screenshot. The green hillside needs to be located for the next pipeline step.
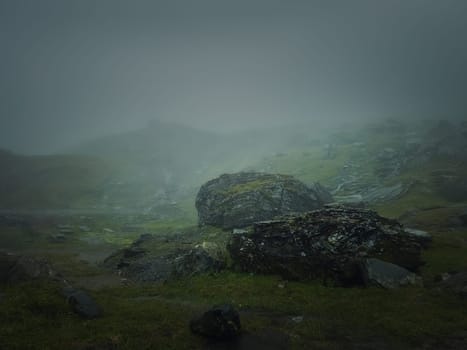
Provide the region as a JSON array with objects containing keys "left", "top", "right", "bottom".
[{"left": 0, "top": 150, "right": 113, "bottom": 210}]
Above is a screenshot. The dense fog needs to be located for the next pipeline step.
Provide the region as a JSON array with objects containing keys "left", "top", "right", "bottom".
[
  {"left": 1, "top": 0, "right": 466, "bottom": 153},
  {"left": 1, "top": 2, "right": 467, "bottom": 349}
]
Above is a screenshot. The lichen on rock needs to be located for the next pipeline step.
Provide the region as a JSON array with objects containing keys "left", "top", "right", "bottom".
[
  {"left": 227, "top": 206, "right": 429, "bottom": 286},
  {"left": 195, "top": 172, "right": 332, "bottom": 229}
]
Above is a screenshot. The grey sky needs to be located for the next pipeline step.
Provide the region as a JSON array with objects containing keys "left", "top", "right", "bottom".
[{"left": 1, "top": 0, "right": 466, "bottom": 153}]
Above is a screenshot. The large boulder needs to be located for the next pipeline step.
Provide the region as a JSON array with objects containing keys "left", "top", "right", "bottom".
[
  {"left": 196, "top": 172, "right": 332, "bottom": 229},
  {"left": 227, "top": 206, "right": 428, "bottom": 286}
]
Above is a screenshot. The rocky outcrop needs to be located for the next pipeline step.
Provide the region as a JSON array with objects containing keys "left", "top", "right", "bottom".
[
  {"left": 196, "top": 172, "right": 332, "bottom": 229},
  {"left": 227, "top": 206, "right": 428, "bottom": 286},
  {"left": 103, "top": 234, "right": 226, "bottom": 282}
]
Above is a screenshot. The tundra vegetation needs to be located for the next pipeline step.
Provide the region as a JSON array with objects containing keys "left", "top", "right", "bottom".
[{"left": 1, "top": 118, "right": 467, "bottom": 349}]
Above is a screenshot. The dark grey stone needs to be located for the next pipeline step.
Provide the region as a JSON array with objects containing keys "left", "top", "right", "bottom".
[
  {"left": 362, "top": 258, "right": 422, "bottom": 289},
  {"left": 190, "top": 304, "right": 241, "bottom": 339},
  {"left": 63, "top": 287, "right": 102, "bottom": 319},
  {"left": 196, "top": 172, "right": 332, "bottom": 229},
  {"left": 228, "top": 206, "right": 427, "bottom": 286}
]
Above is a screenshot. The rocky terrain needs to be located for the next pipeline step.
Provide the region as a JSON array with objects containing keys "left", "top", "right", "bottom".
[
  {"left": 1, "top": 119, "right": 467, "bottom": 349},
  {"left": 103, "top": 232, "right": 226, "bottom": 282},
  {"left": 227, "top": 206, "right": 429, "bottom": 286}
]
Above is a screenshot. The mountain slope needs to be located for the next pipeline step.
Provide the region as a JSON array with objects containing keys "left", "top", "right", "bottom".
[{"left": 0, "top": 150, "right": 113, "bottom": 210}]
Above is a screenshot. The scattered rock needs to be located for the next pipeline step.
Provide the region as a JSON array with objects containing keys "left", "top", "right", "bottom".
[
  {"left": 361, "top": 258, "right": 423, "bottom": 289},
  {"left": 196, "top": 172, "right": 332, "bottom": 229},
  {"left": 227, "top": 206, "right": 427, "bottom": 285},
  {"left": 63, "top": 287, "right": 102, "bottom": 319},
  {"left": 190, "top": 304, "right": 241, "bottom": 339}
]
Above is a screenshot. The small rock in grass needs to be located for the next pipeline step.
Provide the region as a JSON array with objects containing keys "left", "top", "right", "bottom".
[{"left": 190, "top": 304, "right": 241, "bottom": 339}]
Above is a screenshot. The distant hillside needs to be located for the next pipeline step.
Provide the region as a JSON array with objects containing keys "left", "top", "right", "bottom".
[
  {"left": 0, "top": 150, "right": 113, "bottom": 210},
  {"left": 72, "top": 120, "right": 306, "bottom": 199},
  {"left": 2, "top": 118, "right": 465, "bottom": 214}
]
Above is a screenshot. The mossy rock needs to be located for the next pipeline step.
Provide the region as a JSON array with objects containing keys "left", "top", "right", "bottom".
[
  {"left": 227, "top": 206, "right": 429, "bottom": 286},
  {"left": 195, "top": 172, "right": 332, "bottom": 229}
]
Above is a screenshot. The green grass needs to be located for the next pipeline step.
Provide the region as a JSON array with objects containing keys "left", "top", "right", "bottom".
[
  {"left": 2, "top": 121, "right": 467, "bottom": 348},
  {"left": 0, "top": 280, "right": 205, "bottom": 349},
  {"left": 2, "top": 271, "right": 467, "bottom": 349},
  {"left": 421, "top": 230, "right": 467, "bottom": 281}
]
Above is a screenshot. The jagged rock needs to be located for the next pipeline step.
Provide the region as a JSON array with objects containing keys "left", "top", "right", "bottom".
[
  {"left": 227, "top": 206, "right": 427, "bottom": 285},
  {"left": 361, "top": 258, "right": 423, "bottom": 289},
  {"left": 63, "top": 287, "right": 102, "bottom": 319},
  {"left": 190, "top": 304, "right": 241, "bottom": 339},
  {"left": 196, "top": 172, "right": 332, "bottom": 229}
]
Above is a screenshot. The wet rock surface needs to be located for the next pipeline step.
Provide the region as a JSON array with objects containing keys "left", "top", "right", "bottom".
[
  {"left": 227, "top": 206, "right": 427, "bottom": 285},
  {"left": 190, "top": 304, "right": 241, "bottom": 339},
  {"left": 362, "top": 258, "right": 423, "bottom": 289},
  {"left": 196, "top": 172, "right": 332, "bottom": 229},
  {"left": 63, "top": 287, "right": 102, "bottom": 319},
  {"left": 103, "top": 234, "right": 226, "bottom": 282}
]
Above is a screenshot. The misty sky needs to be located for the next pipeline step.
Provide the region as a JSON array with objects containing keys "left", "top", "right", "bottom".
[{"left": 1, "top": 0, "right": 467, "bottom": 154}]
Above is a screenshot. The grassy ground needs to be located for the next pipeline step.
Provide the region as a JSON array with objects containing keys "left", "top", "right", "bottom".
[
  {"left": 1, "top": 205, "right": 467, "bottom": 349},
  {"left": 1, "top": 128, "right": 467, "bottom": 349}
]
